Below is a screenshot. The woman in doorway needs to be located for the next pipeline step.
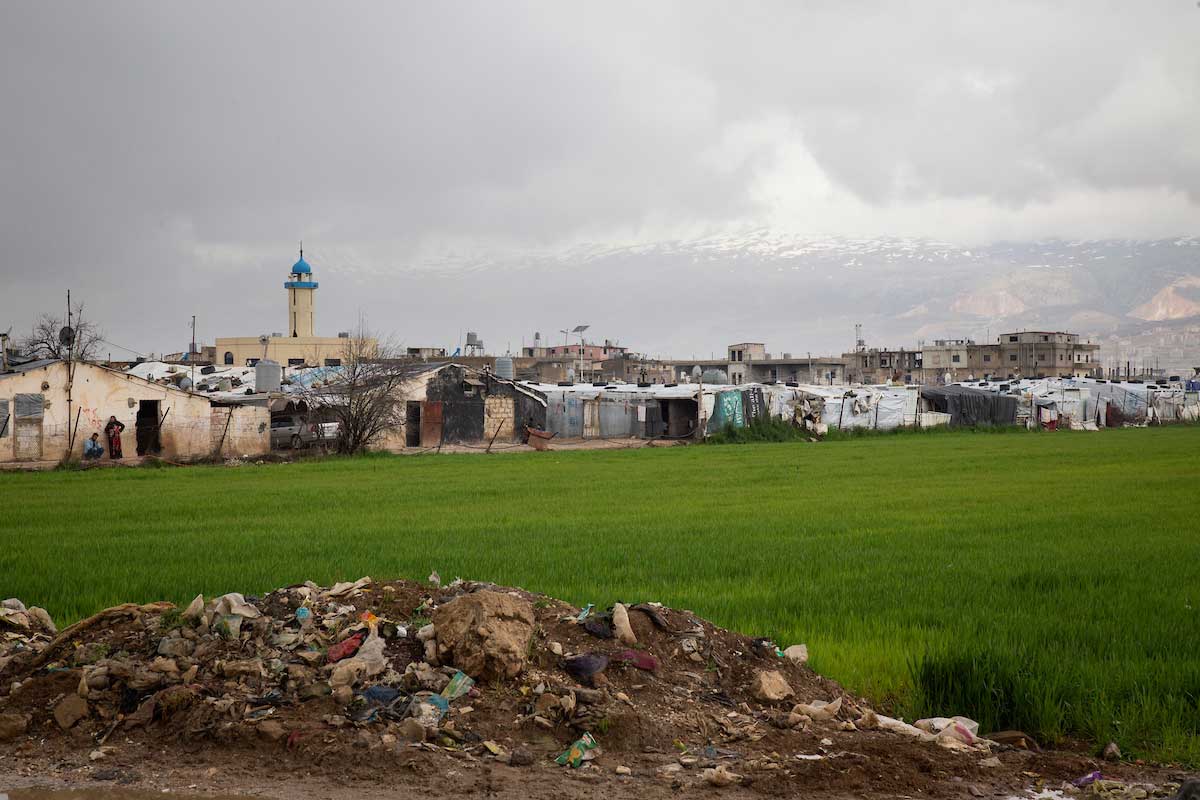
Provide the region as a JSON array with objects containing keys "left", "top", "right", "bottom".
[{"left": 104, "top": 415, "right": 125, "bottom": 459}]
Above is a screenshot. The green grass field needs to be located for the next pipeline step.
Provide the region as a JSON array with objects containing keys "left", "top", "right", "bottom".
[{"left": 3, "top": 428, "right": 1199, "bottom": 763}]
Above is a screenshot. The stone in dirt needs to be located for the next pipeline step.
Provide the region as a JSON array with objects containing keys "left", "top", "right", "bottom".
[
  {"left": 54, "top": 694, "right": 89, "bottom": 730},
  {"left": 0, "top": 712, "right": 30, "bottom": 741},
  {"left": 612, "top": 603, "right": 637, "bottom": 645},
  {"left": 508, "top": 747, "right": 535, "bottom": 767},
  {"left": 751, "top": 670, "right": 794, "bottom": 702},
  {"left": 784, "top": 644, "right": 808, "bottom": 665},
  {"left": 257, "top": 720, "right": 287, "bottom": 742},
  {"left": 396, "top": 718, "right": 426, "bottom": 743},
  {"left": 433, "top": 590, "right": 535, "bottom": 680},
  {"left": 1103, "top": 741, "right": 1121, "bottom": 761},
  {"left": 702, "top": 765, "right": 742, "bottom": 786},
  {"left": 794, "top": 696, "right": 842, "bottom": 721}
]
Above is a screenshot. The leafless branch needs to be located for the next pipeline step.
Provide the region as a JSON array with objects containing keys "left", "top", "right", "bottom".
[
  {"left": 294, "top": 327, "right": 410, "bottom": 454},
  {"left": 20, "top": 305, "right": 105, "bottom": 362}
]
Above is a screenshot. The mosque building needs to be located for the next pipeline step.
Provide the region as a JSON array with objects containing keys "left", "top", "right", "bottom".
[{"left": 214, "top": 246, "right": 374, "bottom": 367}]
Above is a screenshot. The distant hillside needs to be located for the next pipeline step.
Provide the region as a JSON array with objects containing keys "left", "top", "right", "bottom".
[{"left": 405, "top": 233, "right": 1200, "bottom": 358}]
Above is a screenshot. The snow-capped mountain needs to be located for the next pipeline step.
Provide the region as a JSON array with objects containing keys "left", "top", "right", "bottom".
[{"left": 392, "top": 232, "right": 1200, "bottom": 364}]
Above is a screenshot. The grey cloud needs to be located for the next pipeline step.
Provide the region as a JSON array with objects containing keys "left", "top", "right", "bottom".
[{"left": 1, "top": 1, "right": 1197, "bottom": 356}]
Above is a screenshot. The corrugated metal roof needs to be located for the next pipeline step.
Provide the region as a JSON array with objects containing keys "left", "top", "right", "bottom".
[{"left": 0, "top": 359, "right": 58, "bottom": 380}]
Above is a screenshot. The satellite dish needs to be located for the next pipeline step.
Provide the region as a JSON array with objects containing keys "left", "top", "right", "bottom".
[{"left": 59, "top": 326, "right": 75, "bottom": 347}]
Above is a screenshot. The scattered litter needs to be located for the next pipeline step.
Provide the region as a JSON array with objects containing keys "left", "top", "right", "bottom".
[
  {"left": 441, "top": 670, "right": 474, "bottom": 700},
  {"left": 555, "top": 733, "right": 599, "bottom": 768},
  {"left": 611, "top": 649, "right": 658, "bottom": 671},
  {"left": 563, "top": 653, "right": 608, "bottom": 685}
]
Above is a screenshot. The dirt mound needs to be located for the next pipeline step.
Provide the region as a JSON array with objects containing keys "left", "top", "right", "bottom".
[{"left": 0, "top": 580, "right": 1186, "bottom": 798}]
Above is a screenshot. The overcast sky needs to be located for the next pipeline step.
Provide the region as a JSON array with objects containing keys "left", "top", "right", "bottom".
[{"left": 2, "top": 2, "right": 1197, "bottom": 357}]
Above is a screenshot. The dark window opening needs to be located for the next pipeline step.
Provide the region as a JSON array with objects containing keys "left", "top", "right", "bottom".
[
  {"left": 324, "top": 358, "right": 341, "bottom": 367},
  {"left": 405, "top": 401, "right": 422, "bottom": 447},
  {"left": 223, "top": 351, "right": 234, "bottom": 365}
]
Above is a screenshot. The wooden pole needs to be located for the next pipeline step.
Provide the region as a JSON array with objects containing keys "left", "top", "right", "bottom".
[{"left": 485, "top": 419, "right": 505, "bottom": 453}]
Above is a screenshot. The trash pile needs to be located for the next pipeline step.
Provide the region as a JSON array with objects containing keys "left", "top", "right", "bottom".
[{"left": 0, "top": 579, "right": 1185, "bottom": 797}]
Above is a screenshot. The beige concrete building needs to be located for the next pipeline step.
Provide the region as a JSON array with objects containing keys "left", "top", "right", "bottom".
[
  {"left": 996, "top": 331, "right": 1101, "bottom": 378},
  {"left": 215, "top": 248, "right": 374, "bottom": 367},
  {"left": 0, "top": 360, "right": 267, "bottom": 463},
  {"left": 665, "top": 343, "right": 846, "bottom": 385},
  {"left": 922, "top": 339, "right": 975, "bottom": 383},
  {"left": 843, "top": 347, "right": 923, "bottom": 384}
]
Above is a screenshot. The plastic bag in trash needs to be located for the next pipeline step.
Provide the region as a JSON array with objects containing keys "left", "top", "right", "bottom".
[
  {"left": 441, "top": 671, "right": 475, "bottom": 701},
  {"left": 555, "top": 732, "right": 599, "bottom": 768}
]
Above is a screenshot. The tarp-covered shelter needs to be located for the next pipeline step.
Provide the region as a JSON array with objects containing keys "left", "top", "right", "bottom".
[{"left": 919, "top": 385, "right": 1018, "bottom": 427}]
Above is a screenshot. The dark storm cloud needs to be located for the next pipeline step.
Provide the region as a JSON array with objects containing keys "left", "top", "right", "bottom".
[{"left": 1, "top": 1, "right": 1196, "bottom": 355}]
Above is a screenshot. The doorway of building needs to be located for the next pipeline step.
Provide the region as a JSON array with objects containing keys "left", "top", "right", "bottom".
[
  {"left": 405, "top": 401, "right": 422, "bottom": 447},
  {"left": 136, "top": 400, "right": 162, "bottom": 456}
]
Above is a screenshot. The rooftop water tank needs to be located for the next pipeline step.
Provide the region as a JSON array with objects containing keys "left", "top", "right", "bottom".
[
  {"left": 256, "top": 359, "right": 282, "bottom": 393},
  {"left": 495, "top": 356, "right": 514, "bottom": 380}
]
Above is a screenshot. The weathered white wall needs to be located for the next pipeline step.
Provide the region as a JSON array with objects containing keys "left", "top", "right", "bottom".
[{"left": 0, "top": 362, "right": 268, "bottom": 462}]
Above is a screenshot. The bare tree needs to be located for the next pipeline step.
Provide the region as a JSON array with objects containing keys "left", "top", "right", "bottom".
[
  {"left": 21, "top": 306, "right": 105, "bottom": 362},
  {"left": 295, "top": 329, "right": 411, "bottom": 454}
]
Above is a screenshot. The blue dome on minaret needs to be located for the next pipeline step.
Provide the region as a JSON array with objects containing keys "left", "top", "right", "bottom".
[{"left": 291, "top": 256, "right": 312, "bottom": 275}]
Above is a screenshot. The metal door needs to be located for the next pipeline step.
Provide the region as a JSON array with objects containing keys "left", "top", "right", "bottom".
[
  {"left": 420, "top": 401, "right": 443, "bottom": 447},
  {"left": 583, "top": 399, "right": 600, "bottom": 438},
  {"left": 13, "top": 393, "right": 44, "bottom": 461}
]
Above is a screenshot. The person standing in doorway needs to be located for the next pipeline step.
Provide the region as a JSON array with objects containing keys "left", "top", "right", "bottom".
[{"left": 105, "top": 415, "right": 125, "bottom": 459}]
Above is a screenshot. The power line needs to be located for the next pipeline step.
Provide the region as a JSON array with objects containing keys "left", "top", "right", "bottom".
[{"left": 99, "top": 338, "right": 150, "bottom": 359}]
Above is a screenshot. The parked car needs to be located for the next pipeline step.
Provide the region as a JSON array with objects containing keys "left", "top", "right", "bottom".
[{"left": 270, "top": 415, "right": 340, "bottom": 449}]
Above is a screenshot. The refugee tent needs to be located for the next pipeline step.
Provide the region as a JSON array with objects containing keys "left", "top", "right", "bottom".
[{"left": 919, "top": 385, "right": 1017, "bottom": 427}]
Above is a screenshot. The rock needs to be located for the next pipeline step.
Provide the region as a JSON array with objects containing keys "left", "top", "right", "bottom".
[
  {"left": 509, "top": 747, "right": 535, "bottom": 767},
  {"left": 794, "top": 697, "right": 842, "bottom": 721},
  {"left": 0, "top": 712, "right": 30, "bottom": 741},
  {"left": 54, "top": 694, "right": 88, "bottom": 730},
  {"left": 980, "top": 756, "right": 1001, "bottom": 768},
  {"left": 222, "top": 659, "right": 264, "bottom": 678},
  {"left": 535, "top": 692, "right": 560, "bottom": 718},
  {"left": 181, "top": 594, "right": 205, "bottom": 621},
  {"left": 612, "top": 603, "right": 637, "bottom": 645},
  {"left": 967, "top": 785, "right": 986, "bottom": 798},
  {"left": 89, "top": 746, "right": 115, "bottom": 761},
  {"left": 857, "top": 709, "right": 879, "bottom": 730},
  {"left": 27, "top": 606, "right": 56, "bottom": 635},
  {"left": 157, "top": 637, "right": 194, "bottom": 658},
  {"left": 397, "top": 717, "right": 426, "bottom": 743},
  {"left": 549, "top": 641, "right": 564, "bottom": 656},
  {"left": 432, "top": 591, "right": 535, "bottom": 680},
  {"left": 332, "top": 685, "right": 354, "bottom": 705},
  {"left": 401, "top": 661, "right": 449, "bottom": 692},
  {"left": 615, "top": 765, "right": 632, "bottom": 776},
  {"left": 423, "top": 640, "right": 438, "bottom": 665},
  {"left": 1103, "top": 741, "right": 1121, "bottom": 762},
  {"left": 416, "top": 624, "right": 436, "bottom": 642},
  {"left": 751, "top": 670, "right": 794, "bottom": 703},
  {"left": 149, "top": 657, "right": 179, "bottom": 675},
  {"left": 257, "top": 720, "right": 287, "bottom": 742},
  {"left": 701, "top": 765, "right": 742, "bottom": 786},
  {"left": 299, "top": 681, "right": 332, "bottom": 700},
  {"left": 783, "top": 644, "right": 808, "bottom": 665}
]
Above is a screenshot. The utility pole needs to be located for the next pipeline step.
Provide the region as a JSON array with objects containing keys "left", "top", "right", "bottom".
[
  {"left": 190, "top": 314, "right": 197, "bottom": 389},
  {"left": 65, "top": 290, "right": 75, "bottom": 460}
]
